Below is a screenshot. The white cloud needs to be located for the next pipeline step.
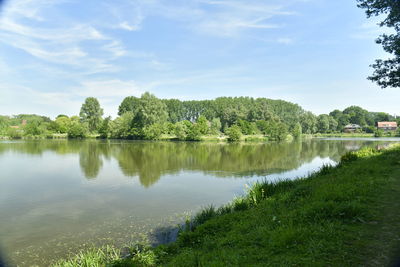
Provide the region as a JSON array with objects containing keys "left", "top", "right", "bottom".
[
  {"left": 75, "top": 80, "right": 143, "bottom": 98},
  {"left": 277, "top": 38, "right": 293, "bottom": 44}
]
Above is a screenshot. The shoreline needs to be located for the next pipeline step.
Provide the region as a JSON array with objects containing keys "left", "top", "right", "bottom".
[{"left": 53, "top": 144, "right": 400, "bottom": 266}]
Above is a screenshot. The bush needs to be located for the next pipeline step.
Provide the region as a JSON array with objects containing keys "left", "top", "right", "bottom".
[
  {"left": 340, "top": 147, "right": 379, "bottom": 163},
  {"left": 196, "top": 115, "right": 209, "bottom": 135},
  {"left": 210, "top": 118, "right": 222, "bottom": 135},
  {"left": 186, "top": 123, "right": 202, "bottom": 141},
  {"left": 6, "top": 127, "right": 22, "bottom": 139},
  {"left": 226, "top": 125, "right": 242, "bottom": 142},
  {"left": 174, "top": 121, "right": 188, "bottom": 140},
  {"left": 374, "top": 129, "right": 384, "bottom": 137},
  {"left": 291, "top": 122, "right": 302, "bottom": 139},
  {"left": 142, "top": 123, "right": 163, "bottom": 140},
  {"left": 67, "top": 121, "right": 87, "bottom": 138}
]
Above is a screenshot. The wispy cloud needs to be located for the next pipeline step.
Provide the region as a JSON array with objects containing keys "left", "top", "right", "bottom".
[{"left": 351, "top": 18, "right": 395, "bottom": 40}]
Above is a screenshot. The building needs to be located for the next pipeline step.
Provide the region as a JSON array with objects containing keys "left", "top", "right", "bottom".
[
  {"left": 343, "top": 124, "right": 362, "bottom": 133},
  {"left": 377, "top": 121, "right": 398, "bottom": 131}
]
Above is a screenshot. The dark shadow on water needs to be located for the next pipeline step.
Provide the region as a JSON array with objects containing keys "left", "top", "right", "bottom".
[{"left": 148, "top": 225, "right": 181, "bottom": 246}]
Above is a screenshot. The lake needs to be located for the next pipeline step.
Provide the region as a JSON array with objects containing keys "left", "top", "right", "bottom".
[{"left": 0, "top": 138, "right": 398, "bottom": 266}]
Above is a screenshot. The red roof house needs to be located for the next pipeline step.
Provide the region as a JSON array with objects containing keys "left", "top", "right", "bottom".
[{"left": 377, "top": 122, "right": 397, "bottom": 131}]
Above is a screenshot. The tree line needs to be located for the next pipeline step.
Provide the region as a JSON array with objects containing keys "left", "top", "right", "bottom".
[{"left": 0, "top": 92, "right": 398, "bottom": 141}]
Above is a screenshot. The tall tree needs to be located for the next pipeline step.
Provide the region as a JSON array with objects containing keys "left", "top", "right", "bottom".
[
  {"left": 357, "top": 0, "right": 400, "bottom": 87},
  {"left": 118, "top": 96, "right": 140, "bottom": 116},
  {"left": 134, "top": 92, "right": 168, "bottom": 128},
  {"left": 79, "top": 97, "right": 104, "bottom": 132},
  {"left": 317, "top": 114, "right": 330, "bottom": 133}
]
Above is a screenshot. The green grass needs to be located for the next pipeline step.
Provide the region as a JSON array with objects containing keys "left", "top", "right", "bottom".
[
  {"left": 150, "top": 145, "right": 400, "bottom": 266},
  {"left": 53, "top": 145, "right": 400, "bottom": 266}
]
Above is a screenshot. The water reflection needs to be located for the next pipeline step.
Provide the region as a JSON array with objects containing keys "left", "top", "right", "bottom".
[
  {"left": 0, "top": 138, "right": 398, "bottom": 266},
  {"left": 0, "top": 139, "right": 392, "bottom": 186}
]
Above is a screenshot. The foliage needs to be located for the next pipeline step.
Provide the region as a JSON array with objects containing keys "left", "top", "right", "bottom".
[
  {"left": 6, "top": 127, "right": 22, "bottom": 139},
  {"left": 210, "top": 118, "right": 222, "bottom": 135},
  {"left": 55, "top": 116, "right": 71, "bottom": 134},
  {"left": 142, "top": 123, "right": 164, "bottom": 140},
  {"left": 226, "top": 125, "right": 242, "bottom": 142},
  {"left": 0, "top": 116, "right": 9, "bottom": 135},
  {"left": 98, "top": 117, "right": 111, "bottom": 138},
  {"left": 300, "top": 111, "right": 317, "bottom": 134},
  {"left": 196, "top": 115, "right": 209, "bottom": 135},
  {"left": 357, "top": 0, "right": 400, "bottom": 88},
  {"left": 79, "top": 97, "right": 104, "bottom": 132},
  {"left": 186, "top": 123, "right": 202, "bottom": 141},
  {"left": 374, "top": 129, "right": 384, "bottom": 137},
  {"left": 317, "top": 114, "right": 330, "bottom": 133},
  {"left": 118, "top": 96, "right": 140, "bottom": 116},
  {"left": 0, "top": 93, "right": 398, "bottom": 140},
  {"left": 237, "top": 119, "right": 258, "bottom": 135},
  {"left": 67, "top": 120, "right": 87, "bottom": 138},
  {"left": 110, "top": 112, "right": 135, "bottom": 139},
  {"left": 174, "top": 121, "right": 189, "bottom": 140},
  {"left": 292, "top": 122, "right": 302, "bottom": 139},
  {"left": 23, "top": 120, "right": 46, "bottom": 136},
  {"left": 134, "top": 92, "right": 168, "bottom": 129}
]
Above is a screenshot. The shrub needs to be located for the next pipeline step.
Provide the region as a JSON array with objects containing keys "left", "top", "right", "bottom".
[
  {"left": 210, "top": 118, "right": 222, "bottom": 135},
  {"left": 226, "top": 125, "right": 242, "bottom": 142},
  {"left": 374, "top": 129, "right": 384, "bottom": 137},
  {"left": 174, "top": 121, "right": 188, "bottom": 140},
  {"left": 6, "top": 127, "right": 22, "bottom": 139},
  {"left": 67, "top": 121, "right": 87, "bottom": 138},
  {"left": 186, "top": 123, "right": 202, "bottom": 141},
  {"left": 142, "top": 123, "right": 164, "bottom": 140}
]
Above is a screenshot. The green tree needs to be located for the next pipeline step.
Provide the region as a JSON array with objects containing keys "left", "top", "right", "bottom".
[
  {"left": 274, "top": 122, "right": 289, "bottom": 141},
  {"left": 68, "top": 120, "right": 87, "bottom": 138},
  {"left": 210, "top": 118, "right": 222, "bottom": 135},
  {"left": 186, "top": 123, "right": 202, "bottom": 141},
  {"left": 110, "top": 112, "right": 135, "bottom": 139},
  {"left": 226, "top": 125, "right": 242, "bottom": 142},
  {"left": 300, "top": 112, "right": 317, "bottom": 134},
  {"left": 0, "top": 116, "right": 10, "bottom": 135},
  {"left": 79, "top": 97, "right": 104, "bottom": 132},
  {"left": 317, "top": 114, "right": 330, "bottom": 133},
  {"left": 23, "top": 121, "right": 44, "bottom": 136},
  {"left": 175, "top": 121, "right": 189, "bottom": 140},
  {"left": 143, "top": 123, "right": 164, "bottom": 140},
  {"left": 343, "top": 106, "right": 369, "bottom": 126},
  {"left": 118, "top": 96, "right": 140, "bottom": 116},
  {"left": 358, "top": 0, "right": 400, "bottom": 88},
  {"left": 328, "top": 116, "right": 338, "bottom": 132},
  {"left": 292, "top": 122, "right": 302, "bottom": 139},
  {"left": 55, "top": 116, "right": 71, "bottom": 133},
  {"left": 134, "top": 92, "right": 168, "bottom": 128},
  {"left": 196, "top": 115, "right": 209, "bottom": 135},
  {"left": 98, "top": 116, "right": 111, "bottom": 138}
]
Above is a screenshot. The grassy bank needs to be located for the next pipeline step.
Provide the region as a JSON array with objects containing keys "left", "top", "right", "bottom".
[
  {"left": 55, "top": 145, "right": 400, "bottom": 266},
  {"left": 313, "top": 133, "right": 375, "bottom": 138}
]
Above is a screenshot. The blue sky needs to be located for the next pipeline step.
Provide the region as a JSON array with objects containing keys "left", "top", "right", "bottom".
[{"left": 0, "top": 0, "right": 399, "bottom": 118}]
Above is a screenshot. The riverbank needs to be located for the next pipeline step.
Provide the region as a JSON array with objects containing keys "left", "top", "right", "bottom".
[
  {"left": 313, "top": 133, "right": 375, "bottom": 138},
  {"left": 2, "top": 133, "right": 398, "bottom": 142},
  {"left": 53, "top": 144, "right": 400, "bottom": 266}
]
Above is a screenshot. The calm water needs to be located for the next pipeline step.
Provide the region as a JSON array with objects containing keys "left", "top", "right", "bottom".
[{"left": 0, "top": 139, "right": 398, "bottom": 266}]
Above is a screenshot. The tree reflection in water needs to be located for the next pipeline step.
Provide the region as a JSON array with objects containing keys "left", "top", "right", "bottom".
[{"left": 0, "top": 139, "right": 390, "bottom": 186}]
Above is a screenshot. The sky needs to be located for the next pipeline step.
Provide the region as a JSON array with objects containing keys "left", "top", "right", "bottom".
[{"left": 0, "top": 0, "right": 399, "bottom": 119}]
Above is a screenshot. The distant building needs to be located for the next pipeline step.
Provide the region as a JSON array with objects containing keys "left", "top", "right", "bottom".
[
  {"left": 377, "top": 121, "right": 397, "bottom": 131},
  {"left": 343, "top": 124, "right": 362, "bottom": 133}
]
